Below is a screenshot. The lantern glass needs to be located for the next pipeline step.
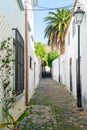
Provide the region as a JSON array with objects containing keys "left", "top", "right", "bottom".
[{"left": 74, "top": 7, "right": 85, "bottom": 25}]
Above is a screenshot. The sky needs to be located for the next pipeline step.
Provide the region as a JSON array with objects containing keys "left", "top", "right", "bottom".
[{"left": 34, "top": 0, "right": 75, "bottom": 44}]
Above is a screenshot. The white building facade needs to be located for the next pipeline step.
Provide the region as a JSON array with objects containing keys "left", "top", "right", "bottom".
[
  {"left": 0, "top": 0, "right": 41, "bottom": 129},
  {"left": 52, "top": 0, "right": 87, "bottom": 109}
]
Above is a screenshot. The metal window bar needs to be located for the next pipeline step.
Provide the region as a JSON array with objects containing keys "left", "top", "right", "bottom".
[{"left": 13, "top": 28, "right": 24, "bottom": 95}]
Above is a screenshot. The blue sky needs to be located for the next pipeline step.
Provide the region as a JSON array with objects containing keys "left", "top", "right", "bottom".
[{"left": 34, "top": 0, "right": 75, "bottom": 44}]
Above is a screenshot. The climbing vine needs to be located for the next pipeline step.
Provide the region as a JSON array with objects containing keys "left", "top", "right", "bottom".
[
  {"left": 0, "top": 37, "right": 15, "bottom": 111},
  {"left": 0, "top": 38, "right": 28, "bottom": 130}
]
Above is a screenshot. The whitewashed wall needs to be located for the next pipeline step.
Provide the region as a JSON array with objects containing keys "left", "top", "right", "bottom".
[
  {"left": 0, "top": 12, "right": 13, "bottom": 130},
  {"left": 78, "top": 0, "right": 87, "bottom": 108},
  {"left": 52, "top": 55, "right": 66, "bottom": 84},
  {"left": 65, "top": 18, "right": 78, "bottom": 98},
  {"left": 52, "top": 58, "right": 59, "bottom": 82},
  {"left": 0, "top": 3, "right": 25, "bottom": 118},
  {"left": 0, "top": 1, "right": 41, "bottom": 129},
  {"left": 64, "top": 1, "right": 87, "bottom": 108},
  {"left": 0, "top": 0, "right": 25, "bottom": 40},
  {"left": 28, "top": 52, "right": 41, "bottom": 100},
  {"left": 79, "top": 0, "right": 87, "bottom": 11},
  {"left": 52, "top": 1, "right": 87, "bottom": 109}
]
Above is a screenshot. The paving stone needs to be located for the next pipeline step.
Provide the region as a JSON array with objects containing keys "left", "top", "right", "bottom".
[{"left": 18, "top": 78, "right": 87, "bottom": 130}]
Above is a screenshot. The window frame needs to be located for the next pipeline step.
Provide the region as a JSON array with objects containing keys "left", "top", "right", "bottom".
[
  {"left": 30, "top": 56, "right": 33, "bottom": 69},
  {"left": 17, "top": 0, "right": 24, "bottom": 11},
  {"left": 13, "top": 28, "right": 24, "bottom": 95}
]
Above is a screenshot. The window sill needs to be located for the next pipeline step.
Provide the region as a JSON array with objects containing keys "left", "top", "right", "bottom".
[
  {"left": 30, "top": 68, "right": 33, "bottom": 71},
  {"left": 15, "top": 91, "right": 24, "bottom": 101}
]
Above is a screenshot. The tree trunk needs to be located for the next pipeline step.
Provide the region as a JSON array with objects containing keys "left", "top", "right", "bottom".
[{"left": 60, "top": 38, "right": 65, "bottom": 55}]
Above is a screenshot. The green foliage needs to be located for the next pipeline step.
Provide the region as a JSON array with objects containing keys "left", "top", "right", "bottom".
[
  {"left": 34, "top": 42, "right": 59, "bottom": 67},
  {"left": 0, "top": 107, "right": 27, "bottom": 129},
  {"left": 34, "top": 42, "right": 48, "bottom": 65},
  {"left": 0, "top": 38, "right": 17, "bottom": 130},
  {"left": 44, "top": 8, "right": 71, "bottom": 53},
  {"left": 0, "top": 38, "right": 15, "bottom": 110},
  {"left": 48, "top": 51, "right": 59, "bottom": 68}
]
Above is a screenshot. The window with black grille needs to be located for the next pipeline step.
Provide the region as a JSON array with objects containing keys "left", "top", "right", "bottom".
[
  {"left": 13, "top": 28, "right": 24, "bottom": 95},
  {"left": 30, "top": 56, "right": 33, "bottom": 69}
]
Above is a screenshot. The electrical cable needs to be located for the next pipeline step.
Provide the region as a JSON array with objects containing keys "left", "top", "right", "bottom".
[
  {"left": 25, "top": 4, "right": 74, "bottom": 11},
  {"left": 36, "top": 3, "right": 74, "bottom": 9}
]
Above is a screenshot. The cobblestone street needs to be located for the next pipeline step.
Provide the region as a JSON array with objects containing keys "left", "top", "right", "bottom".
[{"left": 18, "top": 78, "right": 87, "bottom": 130}]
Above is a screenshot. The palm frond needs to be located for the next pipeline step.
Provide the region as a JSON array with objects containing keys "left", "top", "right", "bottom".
[{"left": 44, "top": 8, "right": 71, "bottom": 52}]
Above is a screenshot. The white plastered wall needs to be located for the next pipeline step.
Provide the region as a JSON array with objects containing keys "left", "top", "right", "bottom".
[
  {"left": 0, "top": 1, "right": 41, "bottom": 130},
  {"left": 52, "top": 1, "right": 87, "bottom": 108}
]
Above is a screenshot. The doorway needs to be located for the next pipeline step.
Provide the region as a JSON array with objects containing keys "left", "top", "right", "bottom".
[
  {"left": 69, "top": 58, "right": 72, "bottom": 92},
  {"left": 34, "top": 62, "right": 36, "bottom": 89}
]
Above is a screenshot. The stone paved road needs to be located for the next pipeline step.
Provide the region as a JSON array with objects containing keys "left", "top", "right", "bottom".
[{"left": 18, "top": 78, "right": 87, "bottom": 130}]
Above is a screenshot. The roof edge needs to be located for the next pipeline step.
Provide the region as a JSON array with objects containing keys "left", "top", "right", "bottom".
[{"left": 65, "top": 0, "right": 78, "bottom": 37}]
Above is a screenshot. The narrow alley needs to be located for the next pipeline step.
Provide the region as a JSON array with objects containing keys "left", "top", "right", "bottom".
[{"left": 18, "top": 78, "right": 87, "bottom": 130}]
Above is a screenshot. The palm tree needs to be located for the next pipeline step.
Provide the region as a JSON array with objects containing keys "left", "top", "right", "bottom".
[
  {"left": 44, "top": 24, "right": 57, "bottom": 51},
  {"left": 44, "top": 8, "right": 71, "bottom": 54}
]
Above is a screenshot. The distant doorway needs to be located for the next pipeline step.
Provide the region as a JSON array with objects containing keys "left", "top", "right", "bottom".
[
  {"left": 69, "top": 58, "right": 72, "bottom": 92},
  {"left": 34, "top": 62, "right": 36, "bottom": 89},
  {"left": 42, "top": 64, "right": 52, "bottom": 78}
]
